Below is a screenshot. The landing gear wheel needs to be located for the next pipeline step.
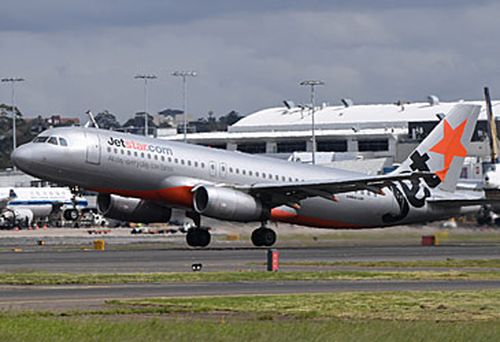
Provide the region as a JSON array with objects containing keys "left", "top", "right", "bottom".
[
  {"left": 64, "top": 209, "right": 79, "bottom": 221},
  {"left": 251, "top": 228, "right": 276, "bottom": 247},
  {"left": 186, "top": 228, "right": 211, "bottom": 247}
]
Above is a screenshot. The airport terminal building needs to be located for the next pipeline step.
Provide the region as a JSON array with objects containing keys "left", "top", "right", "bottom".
[{"left": 160, "top": 98, "right": 500, "bottom": 175}]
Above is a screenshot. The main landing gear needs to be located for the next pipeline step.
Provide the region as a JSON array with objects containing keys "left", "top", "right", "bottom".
[
  {"left": 184, "top": 214, "right": 276, "bottom": 248},
  {"left": 185, "top": 212, "right": 211, "bottom": 248},
  {"left": 186, "top": 228, "right": 211, "bottom": 247},
  {"left": 251, "top": 223, "right": 277, "bottom": 247}
]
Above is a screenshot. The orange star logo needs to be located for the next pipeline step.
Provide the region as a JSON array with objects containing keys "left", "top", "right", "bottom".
[{"left": 429, "top": 119, "right": 468, "bottom": 181}]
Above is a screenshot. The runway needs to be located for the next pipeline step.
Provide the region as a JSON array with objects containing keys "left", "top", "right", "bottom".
[
  {"left": 1, "top": 279, "right": 499, "bottom": 311},
  {"left": 0, "top": 244, "right": 499, "bottom": 273}
]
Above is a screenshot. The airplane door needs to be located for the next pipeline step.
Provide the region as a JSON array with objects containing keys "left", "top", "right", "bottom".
[
  {"left": 209, "top": 161, "right": 217, "bottom": 177},
  {"left": 85, "top": 130, "right": 101, "bottom": 165},
  {"left": 220, "top": 162, "right": 227, "bottom": 178}
]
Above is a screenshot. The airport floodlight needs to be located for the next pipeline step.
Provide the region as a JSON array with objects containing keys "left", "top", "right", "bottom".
[
  {"left": 435, "top": 113, "right": 445, "bottom": 121},
  {"left": 341, "top": 98, "right": 354, "bottom": 107},
  {"left": 1, "top": 77, "right": 25, "bottom": 155},
  {"left": 172, "top": 70, "right": 197, "bottom": 142},
  {"left": 134, "top": 74, "right": 157, "bottom": 136},
  {"left": 427, "top": 95, "right": 440, "bottom": 106},
  {"left": 283, "top": 100, "right": 295, "bottom": 110},
  {"left": 300, "top": 79, "right": 325, "bottom": 165}
]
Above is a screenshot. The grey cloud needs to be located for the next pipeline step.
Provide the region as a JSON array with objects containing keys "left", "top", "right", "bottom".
[{"left": 1, "top": 2, "right": 500, "bottom": 123}]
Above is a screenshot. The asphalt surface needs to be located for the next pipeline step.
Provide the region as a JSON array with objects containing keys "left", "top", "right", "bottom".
[
  {"left": 1, "top": 280, "right": 499, "bottom": 311},
  {"left": 0, "top": 245, "right": 499, "bottom": 311},
  {"left": 1, "top": 245, "right": 499, "bottom": 273}
]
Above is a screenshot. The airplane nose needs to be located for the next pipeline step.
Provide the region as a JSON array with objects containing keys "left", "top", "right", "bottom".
[{"left": 11, "top": 145, "right": 33, "bottom": 171}]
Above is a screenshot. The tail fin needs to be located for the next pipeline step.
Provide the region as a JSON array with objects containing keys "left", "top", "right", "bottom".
[{"left": 394, "top": 104, "right": 481, "bottom": 192}]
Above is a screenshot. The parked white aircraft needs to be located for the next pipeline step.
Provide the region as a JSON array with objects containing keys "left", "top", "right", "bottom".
[{"left": 0, "top": 187, "right": 88, "bottom": 228}]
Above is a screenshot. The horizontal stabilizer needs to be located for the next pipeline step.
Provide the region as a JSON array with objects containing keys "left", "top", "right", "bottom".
[{"left": 427, "top": 197, "right": 500, "bottom": 208}]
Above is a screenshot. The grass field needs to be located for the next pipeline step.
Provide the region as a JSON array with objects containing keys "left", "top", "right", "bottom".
[
  {"left": 276, "top": 258, "right": 500, "bottom": 269},
  {"left": 0, "top": 268, "right": 499, "bottom": 285},
  {"left": 111, "top": 290, "right": 500, "bottom": 321},
  {"left": 0, "top": 317, "right": 498, "bottom": 342},
  {"left": 0, "top": 290, "right": 499, "bottom": 341}
]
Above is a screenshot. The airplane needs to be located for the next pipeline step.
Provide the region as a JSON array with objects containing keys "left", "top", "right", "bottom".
[
  {"left": 11, "top": 104, "right": 486, "bottom": 247},
  {"left": 0, "top": 187, "right": 88, "bottom": 228}
]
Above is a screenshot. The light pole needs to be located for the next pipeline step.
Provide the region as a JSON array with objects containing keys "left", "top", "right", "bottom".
[
  {"left": 1, "top": 77, "right": 25, "bottom": 153},
  {"left": 300, "top": 80, "right": 324, "bottom": 165},
  {"left": 172, "top": 70, "right": 197, "bottom": 142},
  {"left": 134, "top": 74, "right": 157, "bottom": 136}
]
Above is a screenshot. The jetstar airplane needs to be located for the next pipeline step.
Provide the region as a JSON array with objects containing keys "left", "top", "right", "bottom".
[{"left": 11, "top": 104, "right": 486, "bottom": 247}]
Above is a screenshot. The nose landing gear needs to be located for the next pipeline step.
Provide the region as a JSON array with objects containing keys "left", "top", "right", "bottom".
[{"left": 251, "top": 224, "right": 277, "bottom": 247}]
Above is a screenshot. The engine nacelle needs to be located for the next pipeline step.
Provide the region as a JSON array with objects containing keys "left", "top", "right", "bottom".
[
  {"left": 97, "top": 194, "right": 172, "bottom": 223},
  {"left": 0, "top": 208, "right": 34, "bottom": 228},
  {"left": 193, "top": 186, "right": 268, "bottom": 222}
]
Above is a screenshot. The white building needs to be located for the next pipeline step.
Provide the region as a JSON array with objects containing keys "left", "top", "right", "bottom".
[{"left": 159, "top": 99, "right": 500, "bottom": 167}]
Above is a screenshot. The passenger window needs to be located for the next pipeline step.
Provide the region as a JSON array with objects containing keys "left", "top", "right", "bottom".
[
  {"left": 168, "top": 157, "right": 172, "bottom": 162},
  {"left": 249, "top": 170, "right": 253, "bottom": 176},
  {"left": 154, "top": 155, "right": 158, "bottom": 160},
  {"left": 120, "top": 149, "right": 124, "bottom": 154},
  {"left": 282, "top": 176, "right": 286, "bottom": 181},
  {"left": 107, "top": 147, "right": 111, "bottom": 153},
  {"left": 242, "top": 170, "right": 246, "bottom": 175},
  {"left": 161, "top": 156, "right": 165, "bottom": 162},
  {"left": 141, "top": 152, "right": 145, "bottom": 158},
  {"left": 134, "top": 151, "right": 138, "bottom": 157},
  {"left": 59, "top": 138, "right": 68, "bottom": 146},
  {"left": 188, "top": 160, "right": 191, "bottom": 166},
  {"left": 256, "top": 171, "right": 259, "bottom": 177},
  {"left": 268, "top": 174, "right": 273, "bottom": 179},
  {"left": 48, "top": 137, "right": 58, "bottom": 145},
  {"left": 262, "top": 173, "right": 266, "bottom": 178},
  {"left": 181, "top": 159, "right": 185, "bottom": 165},
  {"left": 236, "top": 168, "right": 239, "bottom": 174},
  {"left": 114, "top": 148, "right": 118, "bottom": 154},
  {"left": 201, "top": 162, "right": 205, "bottom": 168},
  {"left": 194, "top": 161, "right": 198, "bottom": 167},
  {"left": 147, "top": 154, "right": 151, "bottom": 159},
  {"left": 127, "top": 150, "right": 131, "bottom": 156}
]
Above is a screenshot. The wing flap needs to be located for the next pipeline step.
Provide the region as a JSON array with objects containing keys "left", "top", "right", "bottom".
[{"left": 235, "top": 171, "right": 433, "bottom": 208}]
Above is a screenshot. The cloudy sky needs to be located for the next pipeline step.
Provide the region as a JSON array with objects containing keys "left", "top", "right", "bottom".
[{"left": 1, "top": 0, "right": 500, "bottom": 122}]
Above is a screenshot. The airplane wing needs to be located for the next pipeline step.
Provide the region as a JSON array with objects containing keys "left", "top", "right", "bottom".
[{"left": 234, "top": 171, "right": 433, "bottom": 208}]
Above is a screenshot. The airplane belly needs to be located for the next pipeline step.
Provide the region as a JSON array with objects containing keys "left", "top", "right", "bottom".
[{"left": 272, "top": 195, "right": 395, "bottom": 229}]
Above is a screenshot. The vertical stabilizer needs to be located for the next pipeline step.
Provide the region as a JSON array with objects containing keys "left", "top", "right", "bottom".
[{"left": 395, "top": 104, "right": 481, "bottom": 192}]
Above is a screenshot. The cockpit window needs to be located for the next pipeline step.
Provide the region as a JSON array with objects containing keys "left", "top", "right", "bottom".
[
  {"left": 33, "top": 136, "right": 49, "bottom": 143},
  {"left": 47, "top": 137, "right": 58, "bottom": 145},
  {"left": 59, "top": 137, "right": 68, "bottom": 146}
]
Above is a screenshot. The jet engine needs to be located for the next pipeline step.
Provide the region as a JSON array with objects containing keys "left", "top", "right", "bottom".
[
  {"left": 0, "top": 208, "right": 34, "bottom": 228},
  {"left": 193, "top": 186, "right": 268, "bottom": 222},
  {"left": 97, "top": 194, "right": 172, "bottom": 223}
]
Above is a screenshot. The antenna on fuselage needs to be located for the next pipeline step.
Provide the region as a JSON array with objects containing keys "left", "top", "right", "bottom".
[{"left": 84, "top": 110, "right": 100, "bottom": 128}]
